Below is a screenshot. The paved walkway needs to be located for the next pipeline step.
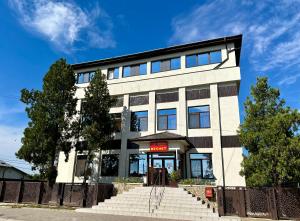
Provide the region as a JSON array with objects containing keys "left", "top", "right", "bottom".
[{"left": 0, "top": 207, "right": 180, "bottom": 221}]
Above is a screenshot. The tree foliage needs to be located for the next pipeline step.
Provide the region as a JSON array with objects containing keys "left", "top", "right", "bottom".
[
  {"left": 239, "top": 77, "right": 300, "bottom": 187},
  {"left": 17, "top": 59, "right": 77, "bottom": 185},
  {"left": 77, "top": 70, "right": 115, "bottom": 183}
]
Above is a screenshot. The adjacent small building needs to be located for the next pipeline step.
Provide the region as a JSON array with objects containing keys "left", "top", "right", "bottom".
[
  {"left": 56, "top": 34, "right": 246, "bottom": 186},
  {"left": 0, "top": 160, "right": 31, "bottom": 179}
]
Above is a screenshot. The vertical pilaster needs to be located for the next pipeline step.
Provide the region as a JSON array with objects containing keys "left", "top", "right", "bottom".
[
  {"left": 148, "top": 91, "right": 156, "bottom": 134},
  {"left": 178, "top": 87, "right": 187, "bottom": 136},
  {"left": 210, "top": 84, "right": 224, "bottom": 186},
  {"left": 119, "top": 94, "right": 130, "bottom": 177},
  {"left": 181, "top": 55, "right": 186, "bottom": 70},
  {"left": 119, "top": 66, "right": 123, "bottom": 79},
  {"left": 147, "top": 61, "right": 151, "bottom": 75}
]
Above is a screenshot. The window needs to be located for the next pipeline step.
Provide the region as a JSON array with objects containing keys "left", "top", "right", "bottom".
[
  {"left": 129, "top": 154, "right": 147, "bottom": 176},
  {"left": 157, "top": 109, "right": 176, "bottom": 130},
  {"left": 107, "top": 68, "right": 119, "bottom": 80},
  {"left": 131, "top": 111, "right": 148, "bottom": 131},
  {"left": 186, "top": 50, "right": 222, "bottom": 68},
  {"left": 112, "top": 113, "right": 122, "bottom": 132},
  {"left": 101, "top": 154, "right": 119, "bottom": 176},
  {"left": 210, "top": 51, "right": 222, "bottom": 63},
  {"left": 75, "top": 155, "right": 87, "bottom": 177},
  {"left": 77, "top": 71, "right": 95, "bottom": 84},
  {"left": 190, "top": 153, "right": 213, "bottom": 179},
  {"left": 151, "top": 61, "right": 160, "bottom": 73},
  {"left": 170, "top": 57, "right": 181, "bottom": 70},
  {"left": 186, "top": 55, "right": 197, "bottom": 68},
  {"left": 151, "top": 57, "right": 181, "bottom": 73},
  {"left": 123, "top": 63, "right": 147, "bottom": 77},
  {"left": 112, "top": 95, "right": 124, "bottom": 107},
  {"left": 188, "top": 106, "right": 210, "bottom": 129}
]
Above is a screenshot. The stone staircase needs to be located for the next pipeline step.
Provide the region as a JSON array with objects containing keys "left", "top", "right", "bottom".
[{"left": 77, "top": 186, "right": 240, "bottom": 221}]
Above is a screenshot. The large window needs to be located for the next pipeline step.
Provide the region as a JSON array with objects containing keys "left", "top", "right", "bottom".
[
  {"left": 188, "top": 106, "right": 210, "bottom": 129},
  {"left": 101, "top": 154, "right": 119, "bottom": 176},
  {"left": 107, "top": 67, "right": 119, "bottom": 80},
  {"left": 123, "top": 63, "right": 147, "bottom": 77},
  {"left": 75, "top": 155, "right": 87, "bottom": 177},
  {"left": 190, "top": 153, "right": 213, "bottom": 179},
  {"left": 77, "top": 71, "right": 95, "bottom": 84},
  {"left": 151, "top": 57, "right": 181, "bottom": 73},
  {"left": 112, "top": 113, "right": 122, "bottom": 132},
  {"left": 157, "top": 109, "right": 176, "bottom": 130},
  {"left": 131, "top": 111, "right": 148, "bottom": 131},
  {"left": 186, "top": 50, "right": 222, "bottom": 68},
  {"left": 129, "top": 154, "right": 147, "bottom": 176}
]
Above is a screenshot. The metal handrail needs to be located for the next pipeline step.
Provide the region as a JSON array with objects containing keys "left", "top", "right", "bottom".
[{"left": 148, "top": 170, "right": 165, "bottom": 213}]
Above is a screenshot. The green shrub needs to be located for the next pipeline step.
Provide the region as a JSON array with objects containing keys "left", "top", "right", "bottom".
[
  {"left": 169, "top": 171, "right": 181, "bottom": 182},
  {"left": 179, "top": 178, "right": 215, "bottom": 186},
  {"left": 114, "top": 177, "right": 143, "bottom": 183}
]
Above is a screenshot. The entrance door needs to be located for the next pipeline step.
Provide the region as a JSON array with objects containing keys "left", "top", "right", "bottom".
[{"left": 147, "top": 152, "right": 176, "bottom": 186}]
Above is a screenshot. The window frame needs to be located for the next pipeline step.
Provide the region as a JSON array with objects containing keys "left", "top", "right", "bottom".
[
  {"left": 151, "top": 57, "right": 181, "bottom": 74},
  {"left": 157, "top": 108, "right": 177, "bottom": 130},
  {"left": 189, "top": 153, "right": 213, "bottom": 179},
  {"left": 76, "top": 71, "right": 95, "bottom": 84},
  {"left": 101, "top": 154, "right": 119, "bottom": 177},
  {"left": 129, "top": 154, "right": 147, "bottom": 177},
  {"left": 131, "top": 111, "right": 148, "bottom": 132},
  {"left": 107, "top": 67, "right": 119, "bottom": 80},
  {"left": 122, "top": 63, "right": 147, "bottom": 78},
  {"left": 185, "top": 50, "right": 222, "bottom": 68},
  {"left": 188, "top": 105, "right": 211, "bottom": 129}
]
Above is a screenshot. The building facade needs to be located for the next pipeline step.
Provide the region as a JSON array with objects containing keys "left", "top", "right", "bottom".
[{"left": 56, "top": 34, "right": 246, "bottom": 186}]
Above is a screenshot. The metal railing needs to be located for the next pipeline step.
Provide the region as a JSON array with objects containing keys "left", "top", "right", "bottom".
[{"left": 148, "top": 170, "right": 165, "bottom": 213}]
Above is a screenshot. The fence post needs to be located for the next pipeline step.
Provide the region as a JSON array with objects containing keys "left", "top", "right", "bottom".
[
  {"left": 237, "top": 187, "right": 247, "bottom": 217},
  {"left": 267, "top": 188, "right": 279, "bottom": 220},
  {"left": 217, "top": 186, "right": 225, "bottom": 216},
  {"left": 17, "top": 180, "right": 24, "bottom": 203},
  {"left": 0, "top": 181, "right": 4, "bottom": 202}
]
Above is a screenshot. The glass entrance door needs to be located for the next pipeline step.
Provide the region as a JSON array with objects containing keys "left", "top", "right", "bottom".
[{"left": 147, "top": 152, "right": 176, "bottom": 186}]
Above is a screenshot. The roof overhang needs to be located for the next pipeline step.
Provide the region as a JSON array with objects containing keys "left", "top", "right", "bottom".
[{"left": 72, "top": 34, "right": 242, "bottom": 69}]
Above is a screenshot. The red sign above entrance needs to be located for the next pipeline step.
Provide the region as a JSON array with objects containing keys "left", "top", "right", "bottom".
[{"left": 150, "top": 141, "right": 169, "bottom": 152}]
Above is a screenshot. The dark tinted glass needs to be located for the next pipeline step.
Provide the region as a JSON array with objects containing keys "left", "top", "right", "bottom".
[{"left": 101, "top": 154, "right": 119, "bottom": 176}]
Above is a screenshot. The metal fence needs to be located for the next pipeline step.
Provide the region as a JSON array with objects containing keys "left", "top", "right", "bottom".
[
  {"left": 0, "top": 179, "right": 113, "bottom": 207},
  {"left": 217, "top": 186, "right": 300, "bottom": 220}
]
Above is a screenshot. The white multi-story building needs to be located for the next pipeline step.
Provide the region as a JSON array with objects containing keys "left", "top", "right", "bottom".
[{"left": 56, "top": 34, "right": 246, "bottom": 186}]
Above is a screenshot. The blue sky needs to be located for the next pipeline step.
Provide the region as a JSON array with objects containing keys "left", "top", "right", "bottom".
[{"left": 0, "top": 0, "right": 300, "bottom": 174}]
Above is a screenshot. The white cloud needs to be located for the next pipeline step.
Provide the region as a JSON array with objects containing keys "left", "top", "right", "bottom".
[
  {"left": 278, "top": 74, "right": 300, "bottom": 86},
  {"left": 169, "top": 0, "right": 300, "bottom": 86},
  {"left": 8, "top": 0, "right": 115, "bottom": 52}
]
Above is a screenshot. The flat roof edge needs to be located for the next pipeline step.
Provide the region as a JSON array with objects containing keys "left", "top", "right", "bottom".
[{"left": 72, "top": 34, "right": 242, "bottom": 69}]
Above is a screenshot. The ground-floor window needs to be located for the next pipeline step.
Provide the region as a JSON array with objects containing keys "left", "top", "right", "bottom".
[
  {"left": 190, "top": 153, "right": 213, "bottom": 179},
  {"left": 101, "top": 154, "right": 119, "bottom": 176},
  {"left": 75, "top": 155, "right": 87, "bottom": 177},
  {"left": 129, "top": 154, "right": 147, "bottom": 176}
]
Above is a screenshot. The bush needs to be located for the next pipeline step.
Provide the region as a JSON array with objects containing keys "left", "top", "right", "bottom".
[
  {"left": 169, "top": 171, "right": 181, "bottom": 182},
  {"left": 179, "top": 178, "right": 215, "bottom": 186},
  {"left": 114, "top": 177, "right": 143, "bottom": 183}
]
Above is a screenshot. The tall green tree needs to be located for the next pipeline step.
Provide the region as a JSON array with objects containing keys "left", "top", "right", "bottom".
[
  {"left": 77, "top": 70, "right": 115, "bottom": 184},
  {"left": 17, "top": 59, "right": 77, "bottom": 185},
  {"left": 239, "top": 77, "right": 300, "bottom": 187}
]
